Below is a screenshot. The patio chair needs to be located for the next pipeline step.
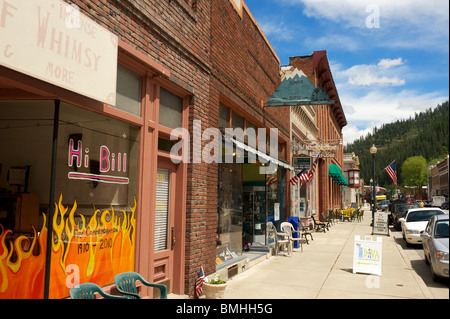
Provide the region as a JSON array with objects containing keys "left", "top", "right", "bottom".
[
  {"left": 267, "top": 222, "right": 292, "bottom": 256},
  {"left": 352, "top": 209, "right": 359, "bottom": 222},
  {"left": 358, "top": 209, "right": 364, "bottom": 221},
  {"left": 280, "top": 222, "right": 307, "bottom": 252},
  {"left": 341, "top": 209, "right": 351, "bottom": 222},
  {"left": 334, "top": 209, "right": 342, "bottom": 222},
  {"left": 114, "top": 272, "right": 167, "bottom": 299},
  {"left": 70, "top": 282, "right": 127, "bottom": 299}
]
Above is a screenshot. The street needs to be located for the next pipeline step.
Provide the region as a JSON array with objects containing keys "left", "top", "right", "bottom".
[{"left": 389, "top": 209, "right": 449, "bottom": 299}]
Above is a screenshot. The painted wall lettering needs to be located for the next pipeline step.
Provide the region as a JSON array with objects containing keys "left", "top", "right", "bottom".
[{"left": 68, "top": 139, "right": 129, "bottom": 184}]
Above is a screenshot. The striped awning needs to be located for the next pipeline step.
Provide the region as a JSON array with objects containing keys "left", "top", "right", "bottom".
[{"left": 328, "top": 163, "right": 348, "bottom": 186}]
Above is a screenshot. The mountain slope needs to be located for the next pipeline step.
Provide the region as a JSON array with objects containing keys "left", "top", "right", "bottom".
[{"left": 344, "top": 101, "right": 449, "bottom": 188}]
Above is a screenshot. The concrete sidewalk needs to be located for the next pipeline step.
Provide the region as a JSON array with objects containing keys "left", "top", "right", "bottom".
[{"left": 222, "top": 210, "right": 435, "bottom": 299}]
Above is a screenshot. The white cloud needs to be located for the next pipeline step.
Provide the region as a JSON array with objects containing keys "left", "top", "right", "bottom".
[
  {"left": 282, "top": 0, "right": 449, "bottom": 51},
  {"left": 257, "top": 19, "right": 296, "bottom": 41},
  {"left": 332, "top": 58, "right": 406, "bottom": 87},
  {"left": 377, "top": 58, "right": 404, "bottom": 69},
  {"left": 340, "top": 89, "right": 448, "bottom": 145},
  {"left": 342, "top": 123, "right": 372, "bottom": 146}
]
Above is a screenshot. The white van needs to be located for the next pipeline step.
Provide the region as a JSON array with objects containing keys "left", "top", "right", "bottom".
[{"left": 432, "top": 196, "right": 445, "bottom": 207}]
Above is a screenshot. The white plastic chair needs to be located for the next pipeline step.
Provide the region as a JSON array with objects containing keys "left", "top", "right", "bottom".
[
  {"left": 280, "top": 222, "right": 306, "bottom": 253},
  {"left": 267, "top": 222, "right": 292, "bottom": 256}
]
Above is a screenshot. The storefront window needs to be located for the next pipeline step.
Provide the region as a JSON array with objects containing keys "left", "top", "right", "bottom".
[
  {"left": 159, "top": 87, "right": 183, "bottom": 129},
  {"left": 219, "top": 103, "right": 230, "bottom": 129},
  {"left": 115, "top": 64, "right": 142, "bottom": 116},
  {"left": 266, "top": 168, "right": 283, "bottom": 230},
  {"left": 232, "top": 111, "right": 243, "bottom": 130},
  {"left": 50, "top": 102, "right": 140, "bottom": 298},
  {"left": 0, "top": 100, "right": 54, "bottom": 299},
  {"left": 217, "top": 163, "right": 242, "bottom": 261}
]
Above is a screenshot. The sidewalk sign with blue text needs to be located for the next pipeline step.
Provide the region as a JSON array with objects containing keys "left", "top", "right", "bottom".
[{"left": 353, "top": 236, "right": 382, "bottom": 276}]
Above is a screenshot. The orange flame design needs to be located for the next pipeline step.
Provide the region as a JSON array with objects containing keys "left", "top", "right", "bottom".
[{"left": 0, "top": 194, "right": 136, "bottom": 299}]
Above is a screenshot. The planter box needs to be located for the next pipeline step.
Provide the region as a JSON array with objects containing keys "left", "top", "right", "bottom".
[{"left": 204, "top": 282, "right": 228, "bottom": 299}]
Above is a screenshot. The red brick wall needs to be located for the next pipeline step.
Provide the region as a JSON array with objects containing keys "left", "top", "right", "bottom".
[
  {"left": 70, "top": 0, "right": 213, "bottom": 295},
  {"left": 70, "top": 0, "right": 211, "bottom": 94},
  {"left": 289, "top": 53, "right": 345, "bottom": 214},
  {"left": 72, "top": 0, "right": 291, "bottom": 296}
]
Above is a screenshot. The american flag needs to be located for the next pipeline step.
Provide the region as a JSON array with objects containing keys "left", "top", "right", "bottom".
[
  {"left": 308, "top": 156, "right": 319, "bottom": 180},
  {"left": 289, "top": 168, "right": 307, "bottom": 186},
  {"left": 300, "top": 156, "right": 319, "bottom": 188},
  {"left": 266, "top": 176, "right": 278, "bottom": 186},
  {"left": 194, "top": 266, "right": 205, "bottom": 299},
  {"left": 384, "top": 160, "right": 397, "bottom": 185}
]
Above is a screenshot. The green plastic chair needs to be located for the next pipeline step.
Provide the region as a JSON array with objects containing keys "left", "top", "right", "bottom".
[
  {"left": 70, "top": 282, "right": 127, "bottom": 299},
  {"left": 114, "top": 272, "right": 167, "bottom": 299}
]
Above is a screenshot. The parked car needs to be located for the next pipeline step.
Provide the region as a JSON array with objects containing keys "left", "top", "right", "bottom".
[
  {"left": 420, "top": 214, "right": 449, "bottom": 282},
  {"left": 377, "top": 199, "right": 390, "bottom": 212},
  {"left": 392, "top": 202, "right": 420, "bottom": 231},
  {"left": 440, "top": 201, "right": 449, "bottom": 210},
  {"left": 423, "top": 200, "right": 432, "bottom": 207},
  {"left": 432, "top": 196, "right": 445, "bottom": 207},
  {"left": 400, "top": 208, "right": 445, "bottom": 245}
]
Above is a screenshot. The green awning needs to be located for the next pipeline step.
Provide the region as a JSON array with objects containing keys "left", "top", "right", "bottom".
[{"left": 329, "top": 163, "right": 348, "bottom": 186}]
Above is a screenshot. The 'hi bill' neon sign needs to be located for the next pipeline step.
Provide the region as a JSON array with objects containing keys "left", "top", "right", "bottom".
[{"left": 67, "top": 139, "right": 129, "bottom": 184}]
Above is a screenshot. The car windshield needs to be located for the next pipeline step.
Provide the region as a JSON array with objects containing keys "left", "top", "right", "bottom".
[
  {"left": 434, "top": 220, "right": 449, "bottom": 238},
  {"left": 406, "top": 210, "right": 444, "bottom": 222}
]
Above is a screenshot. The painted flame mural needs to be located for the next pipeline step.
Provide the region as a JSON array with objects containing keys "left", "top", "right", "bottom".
[{"left": 0, "top": 194, "right": 136, "bottom": 299}]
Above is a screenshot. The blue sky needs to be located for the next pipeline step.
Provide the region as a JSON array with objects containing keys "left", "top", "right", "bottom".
[{"left": 243, "top": 0, "right": 449, "bottom": 146}]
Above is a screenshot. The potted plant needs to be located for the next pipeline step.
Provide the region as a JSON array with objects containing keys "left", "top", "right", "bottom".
[{"left": 203, "top": 274, "right": 228, "bottom": 299}]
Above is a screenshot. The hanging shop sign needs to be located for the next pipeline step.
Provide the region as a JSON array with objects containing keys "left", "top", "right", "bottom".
[
  {"left": 0, "top": 0, "right": 118, "bottom": 105},
  {"left": 319, "top": 151, "right": 335, "bottom": 158},
  {"left": 305, "top": 142, "right": 340, "bottom": 151},
  {"left": 293, "top": 155, "right": 311, "bottom": 170},
  {"left": 265, "top": 68, "right": 334, "bottom": 106},
  {"left": 353, "top": 235, "right": 382, "bottom": 276}
]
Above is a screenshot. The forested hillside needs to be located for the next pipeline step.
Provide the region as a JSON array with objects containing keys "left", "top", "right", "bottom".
[{"left": 344, "top": 101, "right": 449, "bottom": 188}]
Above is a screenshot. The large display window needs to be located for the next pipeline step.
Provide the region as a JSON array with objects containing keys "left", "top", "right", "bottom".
[
  {"left": 0, "top": 100, "right": 140, "bottom": 299},
  {"left": 217, "top": 163, "right": 243, "bottom": 261},
  {"left": 0, "top": 100, "right": 54, "bottom": 299},
  {"left": 50, "top": 102, "right": 140, "bottom": 298}
]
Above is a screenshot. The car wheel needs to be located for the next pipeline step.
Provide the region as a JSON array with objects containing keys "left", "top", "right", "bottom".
[
  {"left": 430, "top": 262, "right": 439, "bottom": 282},
  {"left": 424, "top": 252, "right": 430, "bottom": 265}
]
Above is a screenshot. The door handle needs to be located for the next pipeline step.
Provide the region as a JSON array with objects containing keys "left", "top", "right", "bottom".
[{"left": 171, "top": 227, "right": 176, "bottom": 249}]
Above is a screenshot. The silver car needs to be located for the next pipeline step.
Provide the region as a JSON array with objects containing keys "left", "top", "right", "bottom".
[{"left": 420, "top": 214, "right": 449, "bottom": 282}]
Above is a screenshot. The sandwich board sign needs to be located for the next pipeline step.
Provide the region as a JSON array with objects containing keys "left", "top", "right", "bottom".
[
  {"left": 372, "top": 211, "right": 390, "bottom": 236},
  {"left": 353, "top": 236, "right": 382, "bottom": 276}
]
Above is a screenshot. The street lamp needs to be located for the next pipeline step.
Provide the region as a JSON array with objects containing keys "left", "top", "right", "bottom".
[
  {"left": 370, "top": 178, "right": 373, "bottom": 214},
  {"left": 370, "top": 144, "right": 377, "bottom": 234}
]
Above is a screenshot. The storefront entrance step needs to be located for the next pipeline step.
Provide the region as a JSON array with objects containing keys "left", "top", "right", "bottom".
[{"left": 216, "top": 255, "right": 248, "bottom": 271}]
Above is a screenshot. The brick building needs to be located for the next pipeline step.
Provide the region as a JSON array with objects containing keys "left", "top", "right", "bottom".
[
  {"left": 0, "top": 0, "right": 292, "bottom": 298},
  {"left": 287, "top": 52, "right": 347, "bottom": 215},
  {"left": 430, "top": 156, "right": 449, "bottom": 198}
]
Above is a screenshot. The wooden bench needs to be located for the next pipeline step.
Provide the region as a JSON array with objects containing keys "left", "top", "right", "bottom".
[{"left": 312, "top": 214, "right": 328, "bottom": 232}]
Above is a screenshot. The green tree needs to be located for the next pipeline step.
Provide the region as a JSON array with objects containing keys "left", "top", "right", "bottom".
[{"left": 401, "top": 156, "right": 427, "bottom": 196}]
